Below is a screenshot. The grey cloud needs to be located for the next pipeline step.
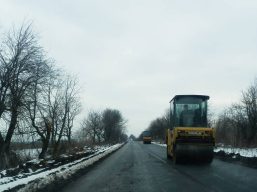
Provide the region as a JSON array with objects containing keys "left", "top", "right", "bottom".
[{"left": 1, "top": 0, "right": 257, "bottom": 136}]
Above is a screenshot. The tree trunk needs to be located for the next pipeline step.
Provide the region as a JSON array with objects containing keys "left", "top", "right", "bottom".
[
  {"left": 39, "top": 139, "right": 49, "bottom": 159},
  {"left": 4, "top": 109, "right": 18, "bottom": 153},
  {"left": 93, "top": 131, "right": 96, "bottom": 144},
  {"left": 53, "top": 142, "right": 61, "bottom": 157},
  {"left": 0, "top": 109, "right": 19, "bottom": 170},
  {"left": 97, "top": 135, "right": 101, "bottom": 143},
  {"left": 0, "top": 143, "right": 9, "bottom": 170},
  {"left": 39, "top": 122, "right": 51, "bottom": 159}
]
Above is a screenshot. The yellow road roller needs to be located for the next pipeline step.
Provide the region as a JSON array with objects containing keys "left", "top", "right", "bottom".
[{"left": 166, "top": 95, "right": 215, "bottom": 164}]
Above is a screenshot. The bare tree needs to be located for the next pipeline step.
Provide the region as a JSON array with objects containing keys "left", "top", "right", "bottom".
[
  {"left": 0, "top": 57, "right": 11, "bottom": 119},
  {"left": 81, "top": 110, "right": 103, "bottom": 144},
  {"left": 102, "top": 108, "right": 127, "bottom": 143},
  {"left": 140, "top": 109, "right": 169, "bottom": 141},
  {"left": 63, "top": 79, "right": 81, "bottom": 145},
  {"left": 146, "top": 117, "right": 167, "bottom": 140},
  {"left": 242, "top": 78, "right": 257, "bottom": 142},
  {"left": 24, "top": 67, "right": 55, "bottom": 159},
  {"left": 47, "top": 76, "right": 81, "bottom": 156},
  {"left": 0, "top": 24, "right": 49, "bottom": 168},
  {"left": 215, "top": 78, "right": 257, "bottom": 147},
  {"left": 216, "top": 104, "right": 248, "bottom": 147}
]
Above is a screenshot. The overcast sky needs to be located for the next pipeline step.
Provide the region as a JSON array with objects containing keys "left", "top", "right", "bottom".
[{"left": 1, "top": 0, "right": 257, "bottom": 136}]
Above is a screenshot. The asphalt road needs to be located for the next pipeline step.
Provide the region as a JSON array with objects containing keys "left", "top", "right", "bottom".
[{"left": 62, "top": 141, "right": 257, "bottom": 192}]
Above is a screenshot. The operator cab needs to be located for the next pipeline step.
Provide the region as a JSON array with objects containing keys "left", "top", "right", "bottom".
[
  {"left": 170, "top": 95, "right": 209, "bottom": 128},
  {"left": 143, "top": 131, "right": 151, "bottom": 137}
]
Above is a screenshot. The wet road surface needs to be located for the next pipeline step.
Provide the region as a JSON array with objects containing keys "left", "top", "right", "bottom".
[{"left": 62, "top": 141, "right": 257, "bottom": 192}]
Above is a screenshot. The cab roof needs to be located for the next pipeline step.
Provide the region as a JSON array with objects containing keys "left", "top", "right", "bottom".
[{"left": 169, "top": 95, "right": 210, "bottom": 103}]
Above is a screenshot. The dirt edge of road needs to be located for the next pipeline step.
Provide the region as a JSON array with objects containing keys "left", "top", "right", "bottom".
[
  {"left": 214, "top": 151, "right": 257, "bottom": 169},
  {"left": 40, "top": 143, "right": 126, "bottom": 192},
  {"left": 7, "top": 143, "right": 126, "bottom": 192},
  {"left": 152, "top": 142, "right": 257, "bottom": 169}
]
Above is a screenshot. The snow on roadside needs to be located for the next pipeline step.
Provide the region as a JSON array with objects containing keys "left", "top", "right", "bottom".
[
  {"left": 15, "top": 149, "right": 40, "bottom": 161},
  {"left": 214, "top": 147, "right": 257, "bottom": 158},
  {"left": 152, "top": 141, "right": 257, "bottom": 158},
  {"left": 0, "top": 143, "right": 123, "bottom": 192},
  {"left": 152, "top": 141, "right": 166, "bottom": 147}
]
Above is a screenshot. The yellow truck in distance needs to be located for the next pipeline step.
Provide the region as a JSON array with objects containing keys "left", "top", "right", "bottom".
[{"left": 143, "top": 131, "right": 152, "bottom": 144}]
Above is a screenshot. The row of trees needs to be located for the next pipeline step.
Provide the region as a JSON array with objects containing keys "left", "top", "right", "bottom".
[
  {"left": 0, "top": 24, "right": 82, "bottom": 169},
  {"left": 138, "top": 110, "right": 169, "bottom": 141},
  {"left": 140, "top": 77, "right": 257, "bottom": 148},
  {"left": 79, "top": 109, "right": 127, "bottom": 144},
  {"left": 0, "top": 24, "right": 128, "bottom": 170},
  {"left": 216, "top": 78, "right": 257, "bottom": 147}
]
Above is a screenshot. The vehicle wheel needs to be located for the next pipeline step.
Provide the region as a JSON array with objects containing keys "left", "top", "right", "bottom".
[
  {"left": 205, "top": 152, "right": 214, "bottom": 164},
  {"left": 173, "top": 145, "right": 179, "bottom": 164},
  {"left": 173, "top": 152, "right": 177, "bottom": 164},
  {"left": 167, "top": 147, "right": 171, "bottom": 159}
]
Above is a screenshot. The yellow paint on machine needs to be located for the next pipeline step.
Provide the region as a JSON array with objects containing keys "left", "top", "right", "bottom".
[
  {"left": 165, "top": 95, "right": 215, "bottom": 164},
  {"left": 143, "top": 136, "right": 152, "bottom": 144},
  {"left": 173, "top": 127, "right": 215, "bottom": 139}
]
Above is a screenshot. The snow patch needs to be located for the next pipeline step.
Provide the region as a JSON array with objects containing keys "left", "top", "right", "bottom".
[
  {"left": 152, "top": 141, "right": 166, "bottom": 147},
  {"left": 214, "top": 147, "right": 257, "bottom": 158},
  {"left": 153, "top": 141, "right": 257, "bottom": 158},
  {"left": 15, "top": 149, "right": 40, "bottom": 161},
  {"left": 0, "top": 143, "right": 123, "bottom": 192}
]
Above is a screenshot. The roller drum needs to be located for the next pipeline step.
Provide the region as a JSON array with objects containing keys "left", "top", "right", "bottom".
[{"left": 174, "top": 143, "right": 213, "bottom": 164}]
